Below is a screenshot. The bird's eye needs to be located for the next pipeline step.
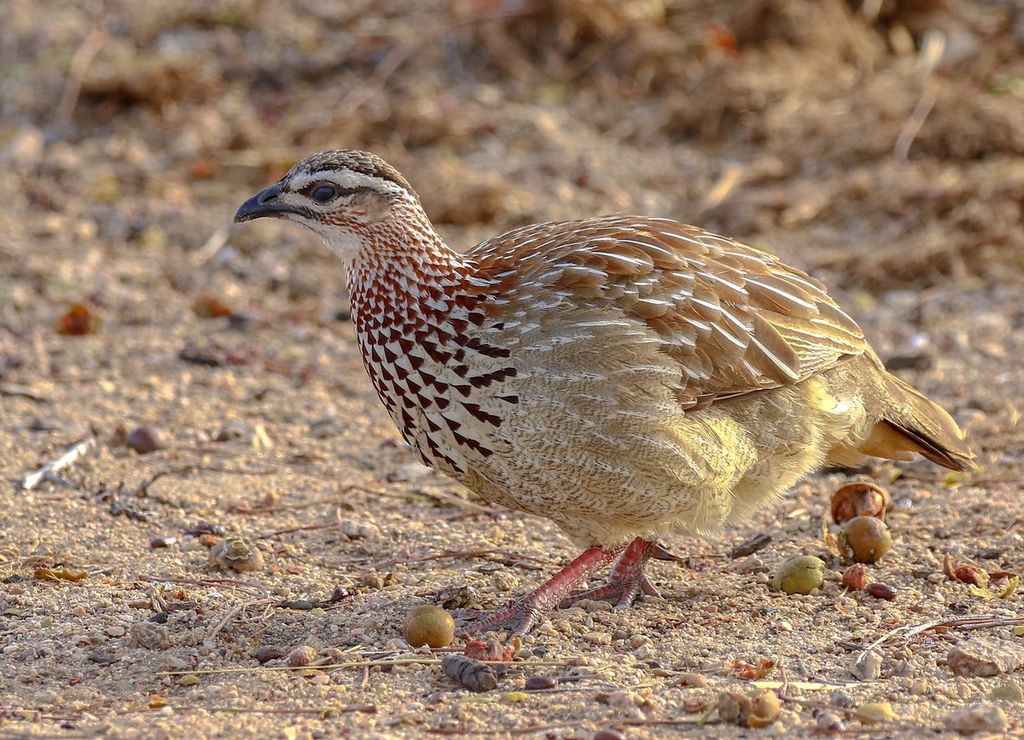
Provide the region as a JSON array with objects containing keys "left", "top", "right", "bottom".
[{"left": 310, "top": 184, "right": 338, "bottom": 204}]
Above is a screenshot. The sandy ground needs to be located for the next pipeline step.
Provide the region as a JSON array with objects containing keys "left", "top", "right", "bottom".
[{"left": 2, "top": 0, "right": 1024, "bottom": 737}]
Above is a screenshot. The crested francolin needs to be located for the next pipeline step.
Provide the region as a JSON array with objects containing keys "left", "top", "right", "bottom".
[{"left": 235, "top": 150, "right": 973, "bottom": 635}]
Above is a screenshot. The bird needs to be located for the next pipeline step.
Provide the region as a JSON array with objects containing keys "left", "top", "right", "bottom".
[{"left": 234, "top": 150, "right": 975, "bottom": 636}]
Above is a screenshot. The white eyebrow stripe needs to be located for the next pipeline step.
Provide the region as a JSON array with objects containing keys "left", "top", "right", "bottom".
[{"left": 288, "top": 169, "right": 403, "bottom": 195}]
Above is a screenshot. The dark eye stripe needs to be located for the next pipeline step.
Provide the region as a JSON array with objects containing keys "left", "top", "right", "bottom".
[{"left": 300, "top": 183, "right": 371, "bottom": 202}]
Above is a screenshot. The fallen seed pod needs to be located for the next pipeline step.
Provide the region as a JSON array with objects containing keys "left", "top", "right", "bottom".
[
  {"left": 208, "top": 536, "right": 264, "bottom": 572},
  {"left": 464, "top": 635, "right": 520, "bottom": 661},
  {"left": 771, "top": 555, "right": 825, "bottom": 595},
  {"left": 126, "top": 426, "right": 166, "bottom": 454},
  {"left": 524, "top": 675, "right": 558, "bottom": 690},
  {"left": 288, "top": 645, "right": 317, "bottom": 667},
  {"left": 831, "top": 482, "right": 891, "bottom": 524},
  {"left": 716, "top": 691, "right": 753, "bottom": 725},
  {"left": 748, "top": 690, "right": 781, "bottom": 728},
  {"left": 442, "top": 653, "right": 497, "bottom": 692},
  {"left": 842, "top": 564, "right": 869, "bottom": 591},
  {"left": 954, "top": 564, "right": 989, "bottom": 587},
  {"left": 840, "top": 517, "right": 892, "bottom": 563},
  {"left": 866, "top": 582, "right": 897, "bottom": 601},
  {"left": 402, "top": 605, "right": 455, "bottom": 648}
]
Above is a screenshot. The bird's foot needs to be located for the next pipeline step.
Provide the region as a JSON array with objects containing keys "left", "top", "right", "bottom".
[
  {"left": 560, "top": 538, "right": 659, "bottom": 610},
  {"left": 454, "top": 545, "right": 620, "bottom": 636}
]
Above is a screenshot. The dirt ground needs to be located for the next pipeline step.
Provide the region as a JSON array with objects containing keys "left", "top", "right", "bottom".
[{"left": 2, "top": 0, "right": 1024, "bottom": 736}]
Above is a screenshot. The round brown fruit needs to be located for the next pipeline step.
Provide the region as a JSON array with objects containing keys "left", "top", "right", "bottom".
[
  {"left": 840, "top": 517, "right": 892, "bottom": 563},
  {"left": 403, "top": 605, "right": 455, "bottom": 648}
]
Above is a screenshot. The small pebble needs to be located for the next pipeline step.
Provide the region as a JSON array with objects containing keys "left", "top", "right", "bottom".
[
  {"left": 910, "top": 678, "right": 930, "bottom": 696},
  {"left": 815, "top": 710, "right": 845, "bottom": 731},
  {"left": 851, "top": 649, "right": 882, "bottom": 681},
  {"left": 830, "top": 689, "right": 855, "bottom": 708},
  {"left": 288, "top": 645, "right": 318, "bottom": 667},
  {"left": 256, "top": 647, "right": 286, "bottom": 664},
  {"left": 866, "top": 582, "right": 897, "bottom": 600},
  {"left": 953, "top": 564, "right": 989, "bottom": 587},
  {"left": 130, "top": 621, "right": 171, "bottom": 650},
  {"left": 150, "top": 536, "right": 177, "bottom": 549},
  {"left": 948, "top": 640, "right": 1024, "bottom": 677},
  {"left": 716, "top": 691, "right": 752, "bottom": 725},
  {"left": 679, "top": 672, "right": 708, "bottom": 687},
  {"left": 525, "top": 675, "right": 558, "bottom": 690},
  {"left": 945, "top": 702, "right": 1008, "bottom": 733},
  {"left": 989, "top": 680, "right": 1024, "bottom": 703},
  {"left": 126, "top": 426, "right": 166, "bottom": 454},
  {"left": 583, "top": 631, "right": 612, "bottom": 646}
]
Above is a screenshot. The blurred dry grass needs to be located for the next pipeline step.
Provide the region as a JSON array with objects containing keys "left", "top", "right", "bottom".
[{"left": 2, "top": 0, "right": 1023, "bottom": 289}]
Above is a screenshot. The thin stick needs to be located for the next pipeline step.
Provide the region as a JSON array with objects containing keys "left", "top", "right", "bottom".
[
  {"left": 55, "top": 27, "right": 107, "bottom": 128},
  {"left": 135, "top": 574, "right": 270, "bottom": 596},
  {"left": 852, "top": 613, "right": 1024, "bottom": 667},
  {"left": 21, "top": 437, "right": 97, "bottom": 490},
  {"left": 159, "top": 657, "right": 578, "bottom": 677},
  {"left": 258, "top": 523, "right": 333, "bottom": 540},
  {"left": 893, "top": 88, "right": 937, "bottom": 161},
  {"left": 207, "top": 599, "right": 275, "bottom": 641},
  {"left": 191, "top": 226, "right": 230, "bottom": 267}
]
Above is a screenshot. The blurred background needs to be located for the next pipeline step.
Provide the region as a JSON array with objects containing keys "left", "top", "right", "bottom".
[
  {"left": 2, "top": 0, "right": 1023, "bottom": 437},
  {"left": 3, "top": 0, "right": 1023, "bottom": 305}
]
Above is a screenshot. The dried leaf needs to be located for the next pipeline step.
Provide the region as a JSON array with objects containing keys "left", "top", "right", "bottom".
[
  {"left": 57, "top": 303, "right": 101, "bottom": 336},
  {"left": 34, "top": 566, "right": 89, "bottom": 582},
  {"left": 192, "top": 293, "right": 233, "bottom": 319},
  {"left": 730, "top": 659, "right": 775, "bottom": 680},
  {"left": 854, "top": 702, "right": 897, "bottom": 723}
]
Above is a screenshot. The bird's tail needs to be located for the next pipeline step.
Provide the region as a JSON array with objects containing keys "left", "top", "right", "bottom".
[{"left": 858, "top": 370, "right": 976, "bottom": 472}]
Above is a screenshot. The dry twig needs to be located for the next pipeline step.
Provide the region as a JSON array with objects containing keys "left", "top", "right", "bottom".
[
  {"left": 21, "top": 437, "right": 97, "bottom": 491},
  {"left": 55, "top": 27, "right": 107, "bottom": 128}
]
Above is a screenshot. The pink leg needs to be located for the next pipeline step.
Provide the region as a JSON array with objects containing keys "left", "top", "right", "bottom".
[
  {"left": 560, "top": 538, "right": 660, "bottom": 609},
  {"left": 455, "top": 545, "right": 623, "bottom": 636}
]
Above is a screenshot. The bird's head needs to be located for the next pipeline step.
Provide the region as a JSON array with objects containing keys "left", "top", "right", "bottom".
[{"left": 234, "top": 150, "right": 420, "bottom": 259}]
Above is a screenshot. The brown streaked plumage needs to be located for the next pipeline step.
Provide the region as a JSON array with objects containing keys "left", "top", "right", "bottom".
[{"left": 235, "top": 150, "right": 974, "bottom": 636}]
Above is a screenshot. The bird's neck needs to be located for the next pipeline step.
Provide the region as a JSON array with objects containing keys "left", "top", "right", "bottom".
[{"left": 343, "top": 202, "right": 474, "bottom": 335}]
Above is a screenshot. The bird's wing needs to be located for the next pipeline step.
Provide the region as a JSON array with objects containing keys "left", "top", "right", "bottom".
[{"left": 470, "top": 215, "right": 866, "bottom": 409}]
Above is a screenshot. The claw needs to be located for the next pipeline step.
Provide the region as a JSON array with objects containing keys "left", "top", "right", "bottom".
[
  {"left": 452, "top": 538, "right": 664, "bottom": 636},
  {"left": 560, "top": 539, "right": 660, "bottom": 609}
]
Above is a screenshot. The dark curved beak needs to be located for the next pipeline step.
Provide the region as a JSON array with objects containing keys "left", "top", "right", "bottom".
[{"left": 233, "top": 183, "right": 299, "bottom": 222}]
